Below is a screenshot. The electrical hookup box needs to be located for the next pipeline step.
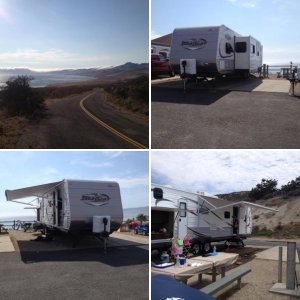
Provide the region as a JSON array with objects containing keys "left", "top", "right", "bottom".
[
  {"left": 93, "top": 216, "right": 111, "bottom": 233},
  {"left": 180, "top": 59, "right": 196, "bottom": 76}
]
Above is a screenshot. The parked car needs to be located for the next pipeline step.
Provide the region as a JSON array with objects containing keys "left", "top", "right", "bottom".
[
  {"left": 151, "top": 54, "right": 174, "bottom": 78},
  {"left": 135, "top": 224, "right": 149, "bottom": 236}
]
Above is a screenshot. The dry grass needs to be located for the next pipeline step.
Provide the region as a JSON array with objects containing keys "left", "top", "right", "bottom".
[
  {"left": 0, "top": 110, "right": 29, "bottom": 148},
  {"left": 103, "top": 90, "right": 149, "bottom": 119}
]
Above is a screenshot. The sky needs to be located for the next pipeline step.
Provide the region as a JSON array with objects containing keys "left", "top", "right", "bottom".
[
  {"left": 152, "top": 150, "right": 300, "bottom": 196},
  {"left": 0, "top": 151, "right": 149, "bottom": 218},
  {"left": 0, "top": 0, "right": 148, "bottom": 70},
  {"left": 152, "top": 0, "right": 300, "bottom": 65}
]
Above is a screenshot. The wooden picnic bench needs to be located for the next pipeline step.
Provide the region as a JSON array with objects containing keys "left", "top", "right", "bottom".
[{"left": 200, "top": 266, "right": 251, "bottom": 295}]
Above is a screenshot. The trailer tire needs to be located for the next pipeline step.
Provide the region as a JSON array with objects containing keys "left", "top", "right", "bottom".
[
  {"left": 203, "top": 241, "right": 211, "bottom": 254},
  {"left": 191, "top": 241, "right": 202, "bottom": 256}
]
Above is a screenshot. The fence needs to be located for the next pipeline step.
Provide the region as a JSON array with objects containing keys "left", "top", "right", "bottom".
[
  {"left": 0, "top": 219, "right": 36, "bottom": 232},
  {"left": 260, "top": 62, "right": 298, "bottom": 79}
]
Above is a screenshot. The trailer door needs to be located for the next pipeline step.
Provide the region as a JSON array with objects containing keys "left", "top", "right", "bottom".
[
  {"left": 235, "top": 36, "right": 250, "bottom": 70},
  {"left": 239, "top": 206, "right": 252, "bottom": 235},
  {"left": 177, "top": 201, "right": 188, "bottom": 239}
]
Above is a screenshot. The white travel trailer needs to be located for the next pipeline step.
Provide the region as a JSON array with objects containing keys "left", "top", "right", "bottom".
[
  {"left": 152, "top": 184, "right": 277, "bottom": 255},
  {"left": 5, "top": 179, "right": 123, "bottom": 236},
  {"left": 170, "top": 25, "right": 263, "bottom": 78}
]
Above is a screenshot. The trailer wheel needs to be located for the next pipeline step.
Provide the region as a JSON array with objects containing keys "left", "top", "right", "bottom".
[
  {"left": 191, "top": 241, "right": 201, "bottom": 256},
  {"left": 203, "top": 241, "right": 211, "bottom": 254}
]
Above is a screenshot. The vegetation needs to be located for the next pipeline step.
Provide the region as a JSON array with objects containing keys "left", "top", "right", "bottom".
[
  {"left": 249, "top": 178, "right": 278, "bottom": 200},
  {"left": 1, "top": 76, "right": 44, "bottom": 117},
  {"left": 104, "top": 75, "right": 149, "bottom": 115},
  {"left": 248, "top": 175, "right": 300, "bottom": 201},
  {"left": 136, "top": 213, "right": 148, "bottom": 224},
  {"left": 281, "top": 176, "right": 300, "bottom": 191},
  {"left": 252, "top": 223, "right": 300, "bottom": 238}
]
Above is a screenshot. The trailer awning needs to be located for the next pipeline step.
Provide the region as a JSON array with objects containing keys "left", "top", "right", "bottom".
[
  {"left": 5, "top": 181, "right": 63, "bottom": 201},
  {"left": 211, "top": 201, "right": 279, "bottom": 212}
]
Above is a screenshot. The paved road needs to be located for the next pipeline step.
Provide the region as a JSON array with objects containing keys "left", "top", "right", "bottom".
[
  {"left": 18, "top": 88, "right": 148, "bottom": 149},
  {"left": 152, "top": 86, "right": 300, "bottom": 149},
  {"left": 0, "top": 235, "right": 148, "bottom": 300}
]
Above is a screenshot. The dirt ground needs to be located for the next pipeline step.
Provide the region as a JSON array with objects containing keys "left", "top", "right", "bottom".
[{"left": 184, "top": 245, "right": 300, "bottom": 299}]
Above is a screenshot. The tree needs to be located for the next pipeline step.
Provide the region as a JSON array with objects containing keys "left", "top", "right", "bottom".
[
  {"left": 136, "top": 213, "right": 147, "bottom": 225},
  {"left": 1, "top": 76, "right": 44, "bottom": 117},
  {"left": 281, "top": 176, "right": 300, "bottom": 193},
  {"left": 249, "top": 178, "right": 278, "bottom": 200}
]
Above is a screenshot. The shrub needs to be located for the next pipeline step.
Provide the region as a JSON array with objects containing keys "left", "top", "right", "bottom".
[
  {"left": 249, "top": 178, "right": 278, "bottom": 200},
  {"left": 1, "top": 76, "right": 45, "bottom": 117}
]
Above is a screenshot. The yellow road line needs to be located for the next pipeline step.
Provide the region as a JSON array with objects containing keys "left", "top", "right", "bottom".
[{"left": 80, "top": 93, "right": 147, "bottom": 149}]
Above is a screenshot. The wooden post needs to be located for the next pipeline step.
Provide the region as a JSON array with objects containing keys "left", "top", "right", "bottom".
[
  {"left": 212, "top": 266, "right": 217, "bottom": 282},
  {"left": 221, "top": 266, "right": 226, "bottom": 278},
  {"left": 286, "top": 242, "right": 296, "bottom": 290},
  {"left": 278, "top": 246, "right": 283, "bottom": 283}
]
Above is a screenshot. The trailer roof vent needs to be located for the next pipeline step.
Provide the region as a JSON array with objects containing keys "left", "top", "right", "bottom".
[{"left": 153, "top": 187, "right": 163, "bottom": 200}]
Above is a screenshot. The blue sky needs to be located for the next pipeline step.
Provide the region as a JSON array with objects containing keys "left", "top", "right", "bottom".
[
  {"left": 0, "top": 151, "right": 149, "bottom": 218},
  {"left": 152, "top": 150, "right": 300, "bottom": 195},
  {"left": 152, "top": 0, "right": 300, "bottom": 65},
  {"left": 0, "top": 0, "right": 148, "bottom": 70}
]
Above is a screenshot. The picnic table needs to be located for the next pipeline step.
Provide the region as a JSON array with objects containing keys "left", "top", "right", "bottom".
[{"left": 152, "top": 252, "right": 238, "bottom": 284}]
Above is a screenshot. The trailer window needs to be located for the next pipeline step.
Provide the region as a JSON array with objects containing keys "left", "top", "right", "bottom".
[
  {"left": 251, "top": 44, "right": 255, "bottom": 54},
  {"left": 224, "top": 211, "right": 230, "bottom": 219},
  {"left": 226, "top": 42, "right": 234, "bottom": 54},
  {"left": 179, "top": 202, "right": 186, "bottom": 217},
  {"left": 235, "top": 42, "right": 247, "bottom": 53}
]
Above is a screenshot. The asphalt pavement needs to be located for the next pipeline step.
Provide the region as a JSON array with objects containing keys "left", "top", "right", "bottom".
[
  {"left": 0, "top": 232, "right": 148, "bottom": 300},
  {"left": 152, "top": 85, "right": 300, "bottom": 148},
  {"left": 18, "top": 88, "right": 148, "bottom": 149}
]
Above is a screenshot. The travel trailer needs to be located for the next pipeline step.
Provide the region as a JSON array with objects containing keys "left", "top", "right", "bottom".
[
  {"left": 151, "top": 184, "right": 277, "bottom": 255},
  {"left": 170, "top": 25, "right": 263, "bottom": 78},
  {"left": 5, "top": 179, "right": 123, "bottom": 236}
]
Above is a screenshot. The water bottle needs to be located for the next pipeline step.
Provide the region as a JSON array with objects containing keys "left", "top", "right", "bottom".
[{"left": 160, "top": 251, "right": 169, "bottom": 263}]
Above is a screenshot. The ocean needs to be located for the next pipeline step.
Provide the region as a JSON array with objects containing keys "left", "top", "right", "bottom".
[{"left": 0, "top": 73, "right": 95, "bottom": 88}]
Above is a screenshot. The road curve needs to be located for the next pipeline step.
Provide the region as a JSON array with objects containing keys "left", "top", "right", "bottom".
[
  {"left": 17, "top": 88, "right": 149, "bottom": 149},
  {"left": 80, "top": 93, "right": 147, "bottom": 149}
]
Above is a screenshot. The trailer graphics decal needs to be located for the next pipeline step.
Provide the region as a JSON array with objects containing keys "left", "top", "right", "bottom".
[
  {"left": 181, "top": 38, "right": 207, "bottom": 50},
  {"left": 80, "top": 193, "right": 110, "bottom": 206}
]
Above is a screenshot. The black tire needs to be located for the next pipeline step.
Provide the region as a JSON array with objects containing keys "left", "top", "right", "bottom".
[
  {"left": 191, "top": 241, "right": 202, "bottom": 256},
  {"left": 203, "top": 241, "right": 211, "bottom": 254}
]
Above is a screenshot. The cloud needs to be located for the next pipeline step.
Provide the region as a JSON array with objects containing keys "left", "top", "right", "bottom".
[
  {"left": 70, "top": 159, "right": 112, "bottom": 168},
  {"left": 43, "top": 167, "right": 58, "bottom": 176},
  {"left": 226, "top": 0, "right": 257, "bottom": 8},
  {"left": 264, "top": 46, "right": 300, "bottom": 65},
  {"left": 151, "top": 30, "right": 162, "bottom": 40},
  {"left": 97, "top": 176, "right": 149, "bottom": 189},
  {"left": 152, "top": 151, "right": 300, "bottom": 195},
  {"left": 0, "top": 48, "right": 111, "bottom": 70},
  {"left": 240, "top": 1, "right": 256, "bottom": 7}
]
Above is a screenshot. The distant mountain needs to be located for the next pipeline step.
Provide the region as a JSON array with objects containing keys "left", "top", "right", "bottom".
[{"left": 0, "top": 62, "right": 149, "bottom": 79}]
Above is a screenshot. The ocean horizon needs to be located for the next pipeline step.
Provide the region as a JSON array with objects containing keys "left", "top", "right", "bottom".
[{"left": 0, "top": 206, "right": 148, "bottom": 226}]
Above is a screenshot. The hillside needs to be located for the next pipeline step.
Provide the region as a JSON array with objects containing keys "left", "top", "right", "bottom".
[
  {"left": 0, "top": 62, "right": 149, "bottom": 79},
  {"left": 218, "top": 190, "right": 300, "bottom": 237}
]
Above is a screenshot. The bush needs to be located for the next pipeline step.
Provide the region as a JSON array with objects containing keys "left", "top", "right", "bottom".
[
  {"left": 1, "top": 76, "right": 45, "bottom": 117},
  {"left": 249, "top": 178, "right": 278, "bottom": 200},
  {"left": 282, "top": 177, "right": 300, "bottom": 193}
]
